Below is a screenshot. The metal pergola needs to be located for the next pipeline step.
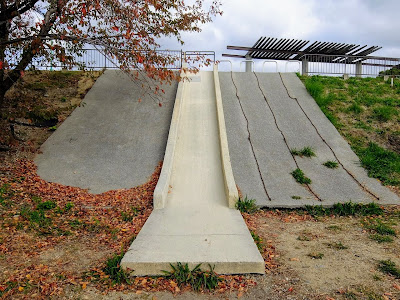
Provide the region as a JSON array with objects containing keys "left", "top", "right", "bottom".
[{"left": 222, "top": 37, "right": 400, "bottom": 76}]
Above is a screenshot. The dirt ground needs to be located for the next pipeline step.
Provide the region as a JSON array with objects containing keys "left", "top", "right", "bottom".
[{"left": 49, "top": 211, "right": 400, "bottom": 300}]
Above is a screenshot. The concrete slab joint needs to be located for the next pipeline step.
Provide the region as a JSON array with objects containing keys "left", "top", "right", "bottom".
[{"left": 213, "top": 64, "right": 239, "bottom": 208}]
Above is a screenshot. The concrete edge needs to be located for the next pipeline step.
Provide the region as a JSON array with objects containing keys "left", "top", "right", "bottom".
[
  {"left": 124, "top": 261, "right": 265, "bottom": 276},
  {"left": 153, "top": 69, "right": 186, "bottom": 209},
  {"left": 213, "top": 64, "right": 239, "bottom": 208}
]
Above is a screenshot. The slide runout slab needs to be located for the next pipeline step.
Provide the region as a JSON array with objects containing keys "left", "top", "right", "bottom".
[
  {"left": 256, "top": 73, "right": 374, "bottom": 204},
  {"left": 35, "top": 70, "right": 177, "bottom": 193},
  {"left": 121, "top": 71, "right": 265, "bottom": 275},
  {"left": 231, "top": 72, "right": 317, "bottom": 206},
  {"left": 280, "top": 73, "right": 399, "bottom": 205}
]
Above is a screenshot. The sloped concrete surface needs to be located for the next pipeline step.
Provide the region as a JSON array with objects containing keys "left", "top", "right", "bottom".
[
  {"left": 280, "top": 73, "right": 399, "bottom": 205},
  {"left": 35, "top": 70, "right": 177, "bottom": 193},
  {"left": 220, "top": 72, "right": 399, "bottom": 207},
  {"left": 121, "top": 71, "right": 265, "bottom": 275}
]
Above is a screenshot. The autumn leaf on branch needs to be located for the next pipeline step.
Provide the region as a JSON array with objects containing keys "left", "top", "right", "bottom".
[{"left": 0, "top": 0, "right": 222, "bottom": 107}]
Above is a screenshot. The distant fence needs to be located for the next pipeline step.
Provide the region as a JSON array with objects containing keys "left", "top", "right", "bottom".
[
  {"left": 7, "top": 49, "right": 216, "bottom": 71},
  {"left": 301, "top": 54, "right": 400, "bottom": 77}
]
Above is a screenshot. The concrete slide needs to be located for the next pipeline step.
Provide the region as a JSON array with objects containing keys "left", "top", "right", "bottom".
[
  {"left": 220, "top": 72, "right": 399, "bottom": 207},
  {"left": 121, "top": 68, "right": 265, "bottom": 275}
]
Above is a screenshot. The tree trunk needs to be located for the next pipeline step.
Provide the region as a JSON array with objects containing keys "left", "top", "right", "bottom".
[{"left": 0, "top": 85, "right": 6, "bottom": 109}]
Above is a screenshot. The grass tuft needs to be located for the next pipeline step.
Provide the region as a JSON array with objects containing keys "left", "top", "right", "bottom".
[
  {"left": 162, "top": 263, "right": 221, "bottom": 291},
  {"left": 363, "top": 219, "right": 397, "bottom": 236},
  {"left": 291, "top": 168, "right": 312, "bottom": 184},
  {"left": 103, "top": 253, "right": 131, "bottom": 284},
  {"left": 323, "top": 160, "right": 339, "bottom": 169},
  {"left": 290, "top": 146, "right": 316, "bottom": 158},
  {"left": 251, "top": 231, "right": 263, "bottom": 251},
  {"left": 235, "top": 196, "right": 258, "bottom": 214},
  {"left": 370, "top": 234, "right": 393, "bottom": 243},
  {"left": 0, "top": 184, "right": 14, "bottom": 207},
  {"left": 378, "top": 260, "right": 400, "bottom": 278},
  {"left": 372, "top": 106, "right": 398, "bottom": 122}
]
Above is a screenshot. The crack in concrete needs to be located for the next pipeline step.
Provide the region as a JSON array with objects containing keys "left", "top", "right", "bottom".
[
  {"left": 228, "top": 72, "right": 272, "bottom": 201},
  {"left": 253, "top": 72, "right": 322, "bottom": 202},
  {"left": 278, "top": 72, "right": 380, "bottom": 201}
]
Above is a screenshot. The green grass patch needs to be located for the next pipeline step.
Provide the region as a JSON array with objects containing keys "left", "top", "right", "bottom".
[
  {"left": 323, "top": 160, "right": 339, "bottom": 169},
  {"left": 291, "top": 146, "right": 316, "bottom": 158},
  {"left": 37, "top": 200, "right": 56, "bottom": 210},
  {"left": 347, "top": 103, "right": 364, "bottom": 114},
  {"left": 370, "top": 234, "right": 394, "bottom": 243},
  {"left": 235, "top": 196, "right": 258, "bottom": 214},
  {"left": 372, "top": 106, "right": 398, "bottom": 122},
  {"left": 291, "top": 168, "right": 312, "bottom": 184},
  {"left": 304, "top": 202, "right": 383, "bottom": 217},
  {"left": 363, "top": 219, "right": 397, "bottom": 236},
  {"left": 251, "top": 231, "right": 263, "bottom": 251},
  {"left": 121, "top": 211, "right": 134, "bottom": 222},
  {"left": 162, "top": 263, "right": 222, "bottom": 291},
  {"left": 0, "top": 184, "right": 14, "bottom": 207},
  {"left": 378, "top": 259, "right": 400, "bottom": 278},
  {"left": 0, "top": 281, "right": 17, "bottom": 297},
  {"left": 291, "top": 195, "right": 301, "bottom": 200},
  {"left": 355, "top": 142, "right": 400, "bottom": 186},
  {"left": 103, "top": 253, "right": 131, "bottom": 284}
]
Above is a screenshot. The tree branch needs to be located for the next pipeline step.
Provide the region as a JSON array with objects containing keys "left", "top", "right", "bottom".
[{"left": 0, "top": 0, "right": 39, "bottom": 23}]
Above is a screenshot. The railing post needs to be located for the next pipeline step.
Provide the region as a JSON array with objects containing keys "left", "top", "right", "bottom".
[
  {"left": 355, "top": 61, "right": 362, "bottom": 78},
  {"left": 245, "top": 55, "right": 253, "bottom": 72},
  {"left": 301, "top": 57, "right": 309, "bottom": 76}
]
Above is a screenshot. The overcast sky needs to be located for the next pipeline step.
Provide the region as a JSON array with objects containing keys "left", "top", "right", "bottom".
[{"left": 161, "top": 0, "right": 400, "bottom": 71}]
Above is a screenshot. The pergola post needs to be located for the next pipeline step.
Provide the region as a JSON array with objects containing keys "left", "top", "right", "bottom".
[
  {"left": 355, "top": 62, "right": 363, "bottom": 77},
  {"left": 245, "top": 55, "right": 253, "bottom": 72},
  {"left": 301, "top": 58, "right": 309, "bottom": 76}
]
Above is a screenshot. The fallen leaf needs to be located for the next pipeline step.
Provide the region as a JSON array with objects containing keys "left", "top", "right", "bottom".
[{"left": 290, "top": 258, "right": 300, "bottom": 261}]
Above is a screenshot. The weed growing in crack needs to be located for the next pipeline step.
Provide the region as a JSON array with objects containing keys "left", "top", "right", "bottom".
[
  {"left": 323, "top": 160, "right": 339, "bottom": 169},
  {"left": 291, "top": 147, "right": 316, "bottom": 158},
  {"left": 291, "top": 168, "right": 312, "bottom": 184}
]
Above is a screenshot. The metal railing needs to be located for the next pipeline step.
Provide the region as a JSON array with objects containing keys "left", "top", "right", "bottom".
[
  {"left": 302, "top": 54, "right": 400, "bottom": 77},
  {"left": 7, "top": 49, "right": 215, "bottom": 71}
]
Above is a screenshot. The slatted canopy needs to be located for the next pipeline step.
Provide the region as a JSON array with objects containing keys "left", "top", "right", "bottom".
[{"left": 223, "top": 37, "right": 382, "bottom": 62}]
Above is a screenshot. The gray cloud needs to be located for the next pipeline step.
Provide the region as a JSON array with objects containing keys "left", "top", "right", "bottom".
[{"left": 159, "top": 0, "right": 400, "bottom": 70}]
